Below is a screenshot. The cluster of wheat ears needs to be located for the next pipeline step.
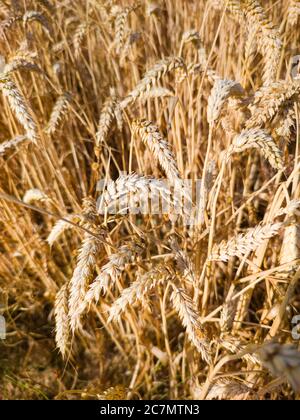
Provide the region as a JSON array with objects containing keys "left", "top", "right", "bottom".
[{"left": 1, "top": 0, "right": 300, "bottom": 400}]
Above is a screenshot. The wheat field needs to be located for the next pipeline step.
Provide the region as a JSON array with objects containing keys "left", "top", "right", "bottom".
[{"left": 1, "top": 0, "right": 300, "bottom": 400}]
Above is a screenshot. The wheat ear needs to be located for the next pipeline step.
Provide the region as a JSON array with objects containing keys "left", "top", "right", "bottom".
[
  {"left": 46, "top": 92, "right": 72, "bottom": 135},
  {"left": 279, "top": 223, "right": 300, "bottom": 276},
  {"left": 0, "top": 15, "right": 22, "bottom": 34},
  {"left": 170, "top": 240, "right": 196, "bottom": 285},
  {"left": 212, "top": 0, "right": 243, "bottom": 19},
  {"left": 207, "top": 79, "right": 244, "bottom": 125},
  {"left": 68, "top": 230, "right": 101, "bottom": 332},
  {"left": 98, "top": 385, "right": 127, "bottom": 400},
  {"left": 121, "top": 57, "right": 185, "bottom": 108},
  {"left": 274, "top": 106, "right": 296, "bottom": 142},
  {"left": 23, "top": 10, "right": 53, "bottom": 38},
  {"left": 47, "top": 214, "right": 82, "bottom": 247},
  {"left": 135, "top": 87, "right": 174, "bottom": 101},
  {"left": 219, "top": 337, "right": 260, "bottom": 364},
  {"left": 73, "top": 22, "right": 88, "bottom": 59},
  {"left": 0, "top": 135, "right": 28, "bottom": 157},
  {"left": 0, "top": 74, "right": 38, "bottom": 143},
  {"left": 241, "top": 0, "right": 282, "bottom": 84},
  {"left": 54, "top": 283, "right": 70, "bottom": 358},
  {"left": 23, "top": 189, "right": 49, "bottom": 204},
  {"left": 95, "top": 88, "right": 120, "bottom": 148},
  {"left": 114, "top": 6, "right": 136, "bottom": 55},
  {"left": 68, "top": 198, "right": 102, "bottom": 332},
  {"left": 74, "top": 243, "right": 144, "bottom": 324},
  {"left": 246, "top": 80, "right": 300, "bottom": 129},
  {"left": 4, "top": 50, "right": 41, "bottom": 75},
  {"left": 205, "top": 379, "right": 255, "bottom": 400},
  {"left": 36, "top": 0, "right": 55, "bottom": 14},
  {"left": 287, "top": 0, "right": 300, "bottom": 27},
  {"left": 209, "top": 222, "right": 283, "bottom": 262},
  {"left": 108, "top": 266, "right": 170, "bottom": 322},
  {"left": 170, "top": 283, "right": 211, "bottom": 363},
  {"left": 132, "top": 119, "right": 181, "bottom": 184},
  {"left": 97, "top": 173, "right": 186, "bottom": 219},
  {"left": 229, "top": 128, "right": 284, "bottom": 170}
]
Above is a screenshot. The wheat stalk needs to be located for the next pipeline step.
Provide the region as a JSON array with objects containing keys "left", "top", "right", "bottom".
[{"left": 0, "top": 1, "right": 10, "bottom": 16}]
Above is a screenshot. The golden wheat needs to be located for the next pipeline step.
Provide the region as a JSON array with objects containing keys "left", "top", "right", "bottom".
[{"left": 1, "top": 0, "right": 300, "bottom": 401}]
